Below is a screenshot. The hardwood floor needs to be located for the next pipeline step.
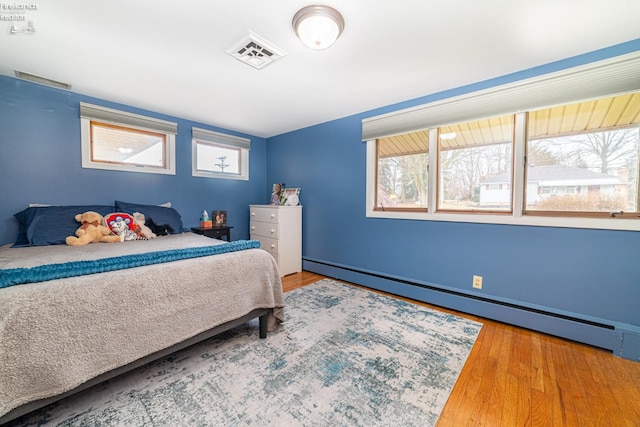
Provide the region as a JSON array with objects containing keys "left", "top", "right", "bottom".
[{"left": 282, "top": 272, "right": 640, "bottom": 426}]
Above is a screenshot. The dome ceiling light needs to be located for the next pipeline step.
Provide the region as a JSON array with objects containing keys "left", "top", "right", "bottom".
[{"left": 292, "top": 5, "right": 345, "bottom": 50}]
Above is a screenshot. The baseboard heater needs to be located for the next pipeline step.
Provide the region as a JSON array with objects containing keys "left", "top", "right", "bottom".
[{"left": 303, "top": 258, "right": 640, "bottom": 362}]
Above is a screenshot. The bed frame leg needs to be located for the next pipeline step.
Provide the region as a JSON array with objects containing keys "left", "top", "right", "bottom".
[{"left": 259, "top": 313, "right": 268, "bottom": 339}]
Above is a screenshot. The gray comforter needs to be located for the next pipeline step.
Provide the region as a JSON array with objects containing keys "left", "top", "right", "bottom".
[{"left": 0, "top": 233, "right": 285, "bottom": 419}]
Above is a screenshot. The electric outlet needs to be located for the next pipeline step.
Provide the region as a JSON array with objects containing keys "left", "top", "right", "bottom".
[{"left": 472, "top": 275, "right": 483, "bottom": 289}]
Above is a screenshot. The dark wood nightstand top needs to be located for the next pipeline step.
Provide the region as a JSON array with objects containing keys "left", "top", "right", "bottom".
[{"left": 191, "top": 226, "right": 234, "bottom": 242}]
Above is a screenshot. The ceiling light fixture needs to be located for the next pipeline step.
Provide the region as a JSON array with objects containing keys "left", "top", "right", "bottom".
[{"left": 292, "top": 5, "right": 345, "bottom": 50}]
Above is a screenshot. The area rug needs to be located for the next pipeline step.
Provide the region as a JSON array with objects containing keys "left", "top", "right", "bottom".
[{"left": 10, "top": 279, "right": 482, "bottom": 426}]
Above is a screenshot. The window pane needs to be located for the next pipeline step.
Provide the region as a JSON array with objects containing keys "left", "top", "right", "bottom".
[
  {"left": 91, "top": 122, "right": 166, "bottom": 168},
  {"left": 526, "top": 93, "right": 640, "bottom": 214},
  {"left": 196, "top": 142, "right": 241, "bottom": 175},
  {"left": 438, "top": 115, "right": 514, "bottom": 211},
  {"left": 376, "top": 131, "right": 428, "bottom": 209}
]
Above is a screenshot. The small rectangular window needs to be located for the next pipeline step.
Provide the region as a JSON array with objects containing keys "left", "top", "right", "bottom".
[
  {"left": 80, "top": 103, "right": 177, "bottom": 175},
  {"left": 525, "top": 93, "right": 640, "bottom": 216},
  {"left": 375, "top": 130, "right": 428, "bottom": 211},
  {"left": 192, "top": 128, "right": 250, "bottom": 181},
  {"left": 90, "top": 122, "right": 167, "bottom": 168},
  {"left": 437, "top": 115, "right": 514, "bottom": 212}
]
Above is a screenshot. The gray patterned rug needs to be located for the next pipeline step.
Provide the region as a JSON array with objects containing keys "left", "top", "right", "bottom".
[{"left": 12, "top": 279, "right": 482, "bottom": 426}]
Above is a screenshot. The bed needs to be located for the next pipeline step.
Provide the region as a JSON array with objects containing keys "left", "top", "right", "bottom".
[{"left": 0, "top": 229, "right": 285, "bottom": 425}]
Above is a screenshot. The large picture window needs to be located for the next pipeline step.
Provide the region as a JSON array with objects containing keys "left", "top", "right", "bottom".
[{"left": 363, "top": 52, "right": 640, "bottom": 231}]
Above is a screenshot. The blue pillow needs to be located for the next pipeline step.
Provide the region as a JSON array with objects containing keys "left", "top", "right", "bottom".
[
  {"left": 13, "top": 205, "right": 116, "bottom": 247},
  {"left": 114, "top": 200, "right": 186, "bottom": 234}
]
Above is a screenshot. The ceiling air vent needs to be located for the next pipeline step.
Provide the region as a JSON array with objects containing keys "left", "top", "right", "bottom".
[{"left": 226, "top": 32, "right": 286, "bottom": 70}]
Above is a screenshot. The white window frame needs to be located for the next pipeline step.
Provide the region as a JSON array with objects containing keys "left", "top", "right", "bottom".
[
  {"left": 364, "top": 52, "right": 640, "bottom": 232},
  {"left": 192, "top": 127, "right": 250, "bottom": 181},
  {"left": 80, "top": 103, "right": 177, "bottom": 175}
]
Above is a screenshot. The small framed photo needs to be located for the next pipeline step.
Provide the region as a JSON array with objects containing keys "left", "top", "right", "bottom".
[
  {"left": 282, "top": 188, "right": 301, "bottom": 206},
  {"left": 270, "top": 183, "right": 285, "bottom": 205},
  {"left": 213, "top": 210, "right": 227, "bottom": 226}
]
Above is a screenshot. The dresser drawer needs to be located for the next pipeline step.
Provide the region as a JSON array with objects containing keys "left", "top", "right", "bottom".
[
  {"left": 250, "top": 221, "right": 279, "bottom": 238},
  {"left": 250, "top": 207, "right": 278, "bottom": 223},
  {"left": 252, "top": 235, "right": 279, "bottom": 255}
]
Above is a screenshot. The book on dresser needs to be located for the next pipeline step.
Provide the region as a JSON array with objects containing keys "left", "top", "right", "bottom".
[{"left": 249, "top": 205, "right": 302, "bottom": 277}]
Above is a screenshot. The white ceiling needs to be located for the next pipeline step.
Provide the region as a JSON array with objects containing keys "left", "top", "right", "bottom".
[{"left": 2, "top": 0, "right": 640, "bottom": 138}]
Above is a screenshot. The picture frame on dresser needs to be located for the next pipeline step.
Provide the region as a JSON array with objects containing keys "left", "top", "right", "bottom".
[
  {"left": 282, "top": 188, "right": 300, "bottom": 206},
  {"left": 270, "top": 183, "right": 285, "bottom": 206}
]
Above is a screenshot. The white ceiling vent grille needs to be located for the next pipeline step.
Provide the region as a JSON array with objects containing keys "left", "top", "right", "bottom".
[{"left": 226, "top": 32, "right": 286, "bottom": 70}]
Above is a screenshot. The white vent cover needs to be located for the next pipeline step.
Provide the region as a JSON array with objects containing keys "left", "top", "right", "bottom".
[{"left": 226, "top": 32, "right": 286, "bottom": 70}]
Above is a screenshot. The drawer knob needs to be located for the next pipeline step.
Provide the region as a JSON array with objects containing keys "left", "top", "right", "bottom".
[
  {"left": 270, "top": 214, "right": 275, "bottom": 218},
  {"left": 251, "top": 226, "right": 255, "bottom": 230},
  {"left": 251, "top": 212, "right": 255, "bottom": 216},
  {"left": 270, "top": 229, "right": 275, "bottom": 233},
  {"left": 270, "top": 244, "right": 275, "bottom": 249}
]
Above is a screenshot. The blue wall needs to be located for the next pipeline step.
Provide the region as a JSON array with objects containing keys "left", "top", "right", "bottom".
[
  {"left": 0, "top": 76, "right": 269, "bottom": 245},
  {"left": 266, "top": 39, "right": 640, "bottom": 348}
]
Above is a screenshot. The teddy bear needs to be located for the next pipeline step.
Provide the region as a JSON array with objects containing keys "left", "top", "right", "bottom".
[
  {"left": 65, "top": 211, "right": 122, "bottom": 246},
  {"left": 132, "top": 212, "right": 156, "bottom": 239}
]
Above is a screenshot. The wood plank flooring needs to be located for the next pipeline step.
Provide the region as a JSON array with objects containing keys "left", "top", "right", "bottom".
[{"left": 282, "top": 271, "right": 640, "bottom": 426}]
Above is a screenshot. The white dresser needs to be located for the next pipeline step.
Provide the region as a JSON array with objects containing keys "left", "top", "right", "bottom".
[{"left": 249, "top": 205, "right": 302, "bottom": 276}]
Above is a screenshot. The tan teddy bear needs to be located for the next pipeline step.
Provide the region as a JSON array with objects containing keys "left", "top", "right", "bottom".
[{"left": 65, "top": 211, "right": 122, "bottom": 246}]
